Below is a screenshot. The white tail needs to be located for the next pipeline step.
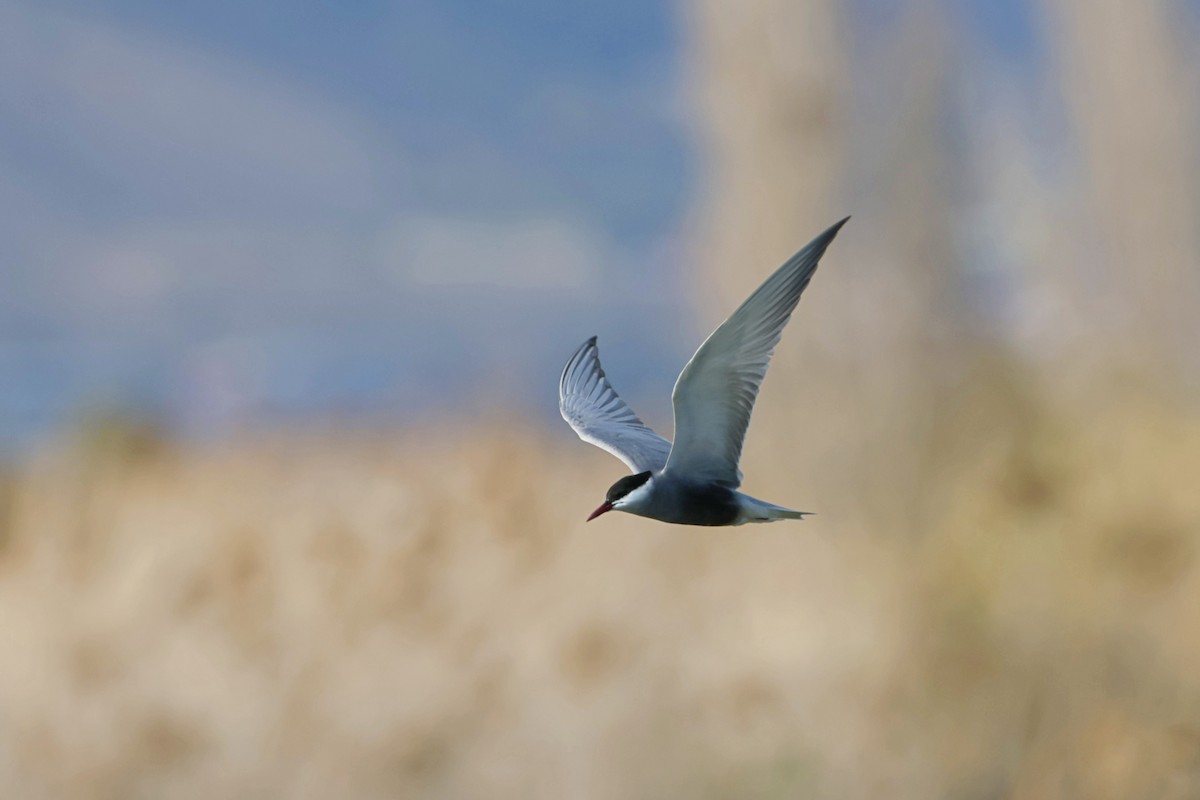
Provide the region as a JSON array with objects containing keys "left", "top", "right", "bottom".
[{"left": 735, "top": 495, "right": 813, "bottom": 524}]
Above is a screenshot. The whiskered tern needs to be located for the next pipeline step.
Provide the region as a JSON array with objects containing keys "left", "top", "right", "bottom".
[{"left": 559, "top": 218, "right": 848, "bottom": 526}]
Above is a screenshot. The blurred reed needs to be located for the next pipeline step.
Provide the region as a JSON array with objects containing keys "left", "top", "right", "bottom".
[{"left": 1, "top": 396, "right": 1198, "bottom": 797}]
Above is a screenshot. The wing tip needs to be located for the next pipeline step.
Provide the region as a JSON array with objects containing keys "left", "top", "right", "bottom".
[
  {"left": 793, "top": 215, "right": 850, "bottom": 266},
  {"left": 821, "top": 215, "right": 851, "bottom": 243},
  {"left": 563, "top": 335, "right": 599, "bottom": 373},
  {"left": 561, "top": 336, "right": 597, "bottom": 393}
]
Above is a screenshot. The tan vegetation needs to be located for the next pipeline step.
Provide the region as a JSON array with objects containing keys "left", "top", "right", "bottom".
[{"left": 0, "top": 388, "right": 1198, "bottom": 798}]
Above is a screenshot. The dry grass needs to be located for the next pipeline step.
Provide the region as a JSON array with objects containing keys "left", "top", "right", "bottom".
[{"left": 1, "top": 379, "right": 1198, "bottom": 799}]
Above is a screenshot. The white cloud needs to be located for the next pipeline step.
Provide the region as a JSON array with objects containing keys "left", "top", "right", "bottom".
[
  {"left": 376, "top": 215, "right": 605, "bottom": 290},
  {"left": 48, "top": 220, "right": 371, "bottom": 328}
]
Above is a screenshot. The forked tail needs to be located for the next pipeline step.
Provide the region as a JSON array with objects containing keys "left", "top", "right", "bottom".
[
  {"left": 736, "top": 495, "right": 814, "bottom": 524},
  {"left": 767, "top": 507, "right": 812, "bottom": 521}
]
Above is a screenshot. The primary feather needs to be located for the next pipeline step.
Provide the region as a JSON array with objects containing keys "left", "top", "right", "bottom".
[
  {"left": 558, "top": 336, "right": 673, "bottom": 472},
  {"left": 662, "top": 217, "right": 849, "bottom": 488}
]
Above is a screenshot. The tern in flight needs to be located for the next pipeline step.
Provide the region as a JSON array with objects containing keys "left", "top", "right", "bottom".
[{"left": 558, "top": 218, "right": 848, "bottom": 526}]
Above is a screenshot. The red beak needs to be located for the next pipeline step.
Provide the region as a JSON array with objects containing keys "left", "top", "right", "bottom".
[{"left": 587, "top": 501, "right": 614, "bottom": 522}]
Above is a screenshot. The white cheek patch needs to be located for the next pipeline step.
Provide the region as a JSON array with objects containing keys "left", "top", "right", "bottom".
[{"left": 617, "top": 479, "right": 654, "bottom": 509}]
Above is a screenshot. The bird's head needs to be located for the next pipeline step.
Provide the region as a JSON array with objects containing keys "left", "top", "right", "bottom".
[{"left": 587, "top": 470, "right": 653, "bottom": 521}]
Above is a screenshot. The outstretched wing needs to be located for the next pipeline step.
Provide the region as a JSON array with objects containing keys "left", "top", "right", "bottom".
[
  {"left": 559, "top": 336, "right": 672, "bottom": 473},
  {"left": 663, "top": 217, "right": 848, "bottom": 488}
]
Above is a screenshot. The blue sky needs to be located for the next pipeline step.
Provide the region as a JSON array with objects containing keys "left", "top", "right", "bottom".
[
  {"left": 0, "top": 0, "right": 695, "bottom": 448},
  {"left": 0, "top": 0, "right": 1062, "bottom": 450}
]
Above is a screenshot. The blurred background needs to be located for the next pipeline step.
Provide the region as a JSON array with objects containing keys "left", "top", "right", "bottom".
[{"left": 3, "top": 0, "right": 1200, "bottom": 797}]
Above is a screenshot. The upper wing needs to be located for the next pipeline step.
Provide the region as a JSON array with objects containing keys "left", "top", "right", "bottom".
[
  {"left": 558, "top": 336, "right": 673, "bottom": 473},
  {"left": 663, "top": 217, "right": 848, "bottom": 488}
]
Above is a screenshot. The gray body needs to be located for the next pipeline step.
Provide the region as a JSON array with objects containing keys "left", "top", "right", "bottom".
[
  {"left": 619, "top": 475, "right": 804, "bottom": 527},
  {"left": 559, "top": 218, "right": 848, "bottom": 526}
]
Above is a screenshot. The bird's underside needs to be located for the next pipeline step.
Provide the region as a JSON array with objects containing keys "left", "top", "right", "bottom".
[{"left": 636, "top": 480, "right": 811, "bottom": 527}]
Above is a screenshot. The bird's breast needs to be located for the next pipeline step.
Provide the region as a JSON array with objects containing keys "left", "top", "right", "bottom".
[{"left": 637, "top": 480, "right": 741, "bottom": 527}]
